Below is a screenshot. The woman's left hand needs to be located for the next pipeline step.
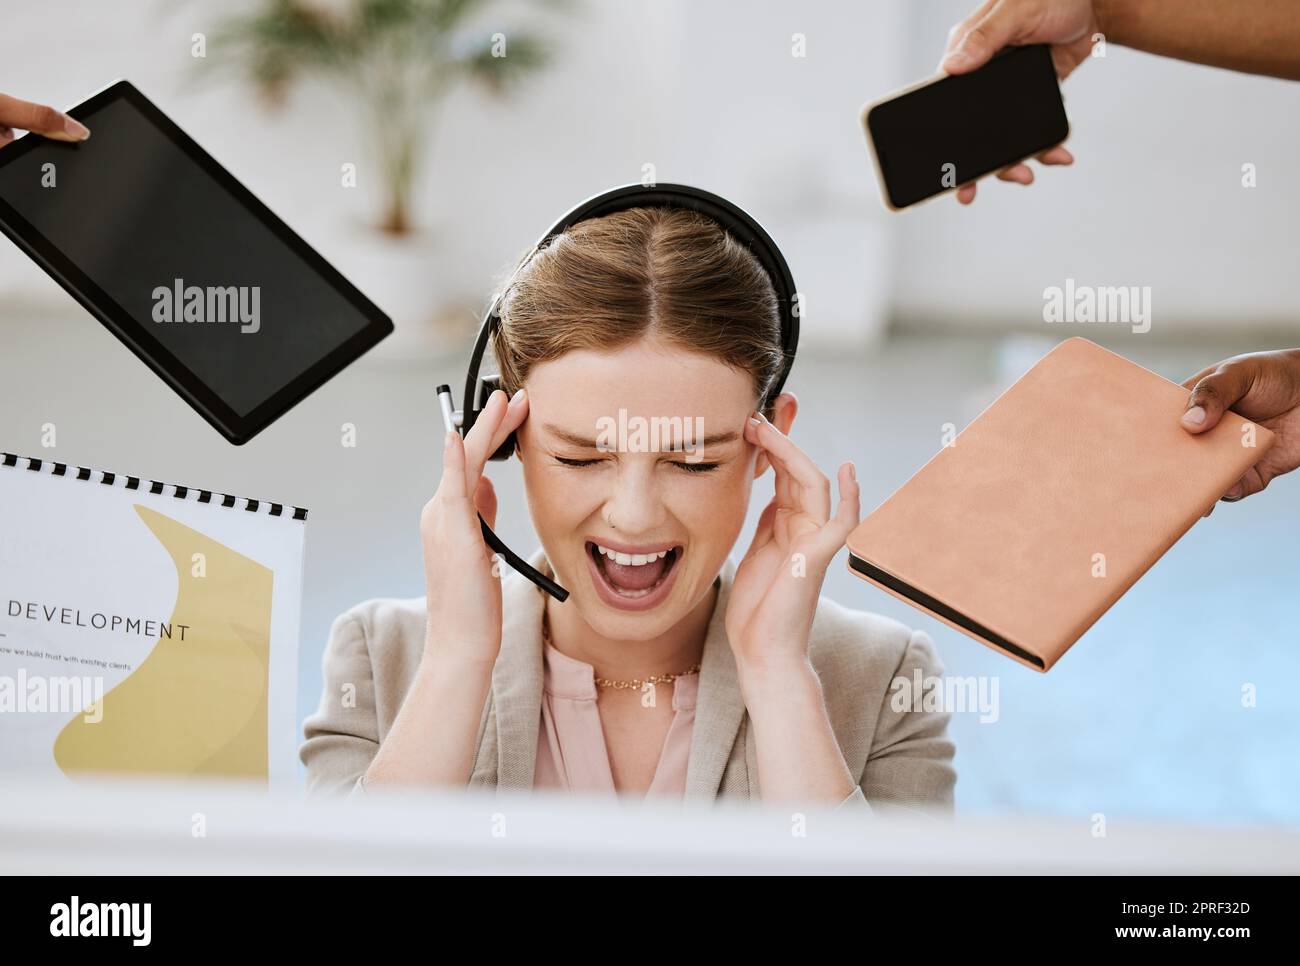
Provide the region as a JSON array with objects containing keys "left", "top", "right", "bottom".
[{"left": 725, "top": 410, "right": 861, "bottom": 678}]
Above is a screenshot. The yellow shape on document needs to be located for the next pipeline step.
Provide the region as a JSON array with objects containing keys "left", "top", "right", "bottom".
[{"left": 53, "top": 505, "right": 273, "bottom": 779}]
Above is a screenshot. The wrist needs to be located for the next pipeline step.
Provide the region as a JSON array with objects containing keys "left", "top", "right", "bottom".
[
  {"left": 737, "top": 654, "right": 820, "bottom": 704},
  {"left": 1092, "top": 0, "right": 1122, "bottom": 47},
  {"left": 420, "top": 642, "right": 498, "bottom": 678}
]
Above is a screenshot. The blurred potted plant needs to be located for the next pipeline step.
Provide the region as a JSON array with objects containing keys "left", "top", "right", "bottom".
[
  {"left": 207, "top": 0, "right": 561, "bottom": 235},
  {"left": 200, "top": 0, "right": 568, "bottom": 356}
]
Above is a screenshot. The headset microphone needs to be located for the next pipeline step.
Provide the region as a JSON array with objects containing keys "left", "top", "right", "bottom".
[{"left": 439, "top": 182, "right": 800, "bottom": 602}]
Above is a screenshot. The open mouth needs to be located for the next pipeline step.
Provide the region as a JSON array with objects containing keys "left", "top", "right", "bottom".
[{"left": 585, "top": 540, "right": 682, "bottom": 608}]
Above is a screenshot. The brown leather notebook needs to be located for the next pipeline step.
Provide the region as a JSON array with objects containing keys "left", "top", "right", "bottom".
[{"left": 846, "top": 337, "right": 1274, "bottom": 672}]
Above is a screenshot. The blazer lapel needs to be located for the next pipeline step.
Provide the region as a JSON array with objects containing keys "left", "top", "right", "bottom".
[
  {"left": 684, "top": 556, "right": 749, "bottom": 802},
  {"left": 481, "top": 552, "right": 548, "bottom": 791}
]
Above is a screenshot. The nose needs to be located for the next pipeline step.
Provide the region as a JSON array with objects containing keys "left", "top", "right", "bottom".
[{"left": 601, "top": 460, "right": 670, "bottom": 536}]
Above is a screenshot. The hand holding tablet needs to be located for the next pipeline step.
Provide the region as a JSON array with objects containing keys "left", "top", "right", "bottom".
[
  {"left": 0, "top": 81, "right": 391, "bottom": 444},
  {"left": 0, "top": 91, "right": 91, "bottom": 146}
]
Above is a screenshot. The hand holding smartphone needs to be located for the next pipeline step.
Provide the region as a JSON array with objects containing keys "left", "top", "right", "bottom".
[{"left": 861, "top": 44, "right": 1070, "bottom": 210}]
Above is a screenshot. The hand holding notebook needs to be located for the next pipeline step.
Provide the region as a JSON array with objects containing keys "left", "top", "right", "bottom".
[
  {"left": 1179, "top": 346, "right": 1300, "bottom": 504},
  {"left": 847, "top": 338, "right": 1275, "bottom": 672}
]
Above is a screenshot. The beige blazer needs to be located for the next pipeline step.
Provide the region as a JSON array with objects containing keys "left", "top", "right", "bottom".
[{"left": 300, "top": 549, "right": 957, "bottom": 813}]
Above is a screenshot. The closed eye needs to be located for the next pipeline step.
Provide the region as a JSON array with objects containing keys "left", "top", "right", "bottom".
[{"left": 554, "top": 455, "right": 720, "bottom": 473}]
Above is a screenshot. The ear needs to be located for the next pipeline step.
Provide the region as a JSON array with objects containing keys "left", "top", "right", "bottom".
[{"left": 752, "top": 391, "right": 798, "bottom": 479}]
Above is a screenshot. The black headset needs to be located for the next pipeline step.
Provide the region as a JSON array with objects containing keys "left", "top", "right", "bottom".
[{"left": 437, "top": 182, "right": 800, "bottom": 602}]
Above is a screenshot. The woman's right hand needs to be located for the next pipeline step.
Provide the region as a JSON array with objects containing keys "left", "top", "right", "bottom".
[{"left": 420, "top": 387, "right": 529, "bottom": 666}]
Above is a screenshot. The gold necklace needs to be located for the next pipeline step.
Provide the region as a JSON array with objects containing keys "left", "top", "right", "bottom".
[{"left": 542, "top": 614, "right": 701, "bottom": 690}]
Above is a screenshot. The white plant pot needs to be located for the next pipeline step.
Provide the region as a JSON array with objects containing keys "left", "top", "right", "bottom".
[{"left": 322, "top": 222, "right": 475, "bottom": 364}]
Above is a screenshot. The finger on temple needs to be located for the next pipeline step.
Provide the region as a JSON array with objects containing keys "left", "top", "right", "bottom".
[{"left": 755, "top": 420, "right": 831, "bottom": 521}]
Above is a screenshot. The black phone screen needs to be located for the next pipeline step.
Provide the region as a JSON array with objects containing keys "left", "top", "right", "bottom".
[{"left": 866, "top": 44, "right": 1070, "bottom": 209}]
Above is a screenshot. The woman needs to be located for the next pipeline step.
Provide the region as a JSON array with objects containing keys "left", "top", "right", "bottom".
[{"left": 300, "top": 203, "right": 956, "bottom": 812}]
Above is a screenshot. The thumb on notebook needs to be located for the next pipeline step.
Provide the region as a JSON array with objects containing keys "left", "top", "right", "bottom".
[
  {"left": 1180, "top": 365, "right": 1252, "bottom": 434},
  {"left": 1181, "top": 348, "right": 1300, "bottom": 512}
]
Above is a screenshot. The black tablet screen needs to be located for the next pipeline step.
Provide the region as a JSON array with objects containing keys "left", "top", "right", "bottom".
[{"left": 0, "top": 88, "right": 384, "bottom": 424}]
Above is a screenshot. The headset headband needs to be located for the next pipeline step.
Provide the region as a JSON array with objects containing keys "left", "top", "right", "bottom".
[{"left": 449, "top": 182, "right": 800, "bottom": 602}]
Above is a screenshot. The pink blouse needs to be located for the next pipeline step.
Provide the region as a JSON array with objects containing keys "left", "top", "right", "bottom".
[{"left": 533, "top": 640, "right": 698, "bottom": 798}]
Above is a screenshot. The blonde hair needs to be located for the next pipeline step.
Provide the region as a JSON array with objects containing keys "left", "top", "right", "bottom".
[{"left": 489, "top": 206, "right": 785, "bottom": 416}]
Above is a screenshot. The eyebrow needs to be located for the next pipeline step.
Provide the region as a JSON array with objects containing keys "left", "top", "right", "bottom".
[{"left": 542, "top": 423, "right": 741, "bottom": 450}]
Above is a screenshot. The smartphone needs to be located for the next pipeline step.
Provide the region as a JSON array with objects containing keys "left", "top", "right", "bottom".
[{"left": 861, "top": 44, "right": 1070, "bottom": 211}]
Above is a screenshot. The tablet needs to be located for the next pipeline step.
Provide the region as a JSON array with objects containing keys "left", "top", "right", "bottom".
[{"left": 0, "top": 80, "right": 392, "bottom": 444}]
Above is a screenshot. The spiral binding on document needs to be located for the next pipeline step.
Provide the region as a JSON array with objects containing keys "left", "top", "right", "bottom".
[{"left": 0, "top": 453, "right": 308, "bottom": 521}]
